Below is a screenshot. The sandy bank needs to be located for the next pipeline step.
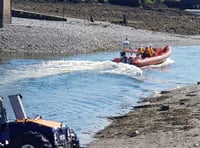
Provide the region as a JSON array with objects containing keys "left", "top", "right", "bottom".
[{"left": 0, "top": 17, "right": 199, "bottom": 59}]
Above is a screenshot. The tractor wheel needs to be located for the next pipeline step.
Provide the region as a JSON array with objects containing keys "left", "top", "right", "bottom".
[{"left": 10, "top": 131, "right": 52, "bottom": 148}]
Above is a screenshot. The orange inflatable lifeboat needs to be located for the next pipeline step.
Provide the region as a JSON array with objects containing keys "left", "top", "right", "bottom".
[{"left": 112, "top": 45, "right": 172, "bottom": 67}]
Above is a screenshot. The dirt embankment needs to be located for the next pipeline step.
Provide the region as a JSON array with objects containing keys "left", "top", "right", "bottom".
[{"left": 13, "top": 1, "right": 200, "bottom": 35}]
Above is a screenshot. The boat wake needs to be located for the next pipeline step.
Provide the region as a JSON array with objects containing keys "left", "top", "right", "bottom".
[
  {"left": 2, "top": 60, "right": 143, "bottom": 84},
  {"left": 101, "top": 62, "right": 143, "bottom": 77}
]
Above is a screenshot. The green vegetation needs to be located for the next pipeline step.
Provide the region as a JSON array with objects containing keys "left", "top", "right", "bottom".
[{"left": 140, "top": 0, "right": 157, "bottom": 5}]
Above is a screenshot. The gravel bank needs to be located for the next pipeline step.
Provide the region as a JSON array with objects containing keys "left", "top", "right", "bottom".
[
  {"left": 0, "top": 17, "right": 199, "bottom": 59},
  {"left": 13, "top": 2, "right": 200, "bottom": 35}
]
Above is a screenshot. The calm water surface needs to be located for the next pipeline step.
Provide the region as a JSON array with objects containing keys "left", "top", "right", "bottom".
[{"left": 0, "top": 45, "right": 200, "bottom": 145}]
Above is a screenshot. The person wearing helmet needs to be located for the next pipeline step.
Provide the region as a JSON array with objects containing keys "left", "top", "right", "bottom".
[
  {"left": 143, "top": 44, "right": 156, "bottom": 58},
  {"left": 137, "top": 44, "right": 145, "bottom": 58}
]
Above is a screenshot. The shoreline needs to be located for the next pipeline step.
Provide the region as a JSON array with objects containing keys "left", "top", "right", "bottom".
[
  {"left": 87, "top": 82, "right": 200, "bottom": 148},
  {"left": 2, "top": 1, "right": 198, "bottom": 59},
  {"left": 0, "top": 17, "right": 200, "bottom": 60}
]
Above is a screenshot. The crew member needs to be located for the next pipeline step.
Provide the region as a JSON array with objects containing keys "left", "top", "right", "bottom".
[
  {"left": 143, "top": 44, "right": 156, "bottom": 58},
  {"left": 122, "top": 37, "right": 130, "bottom": 49}
]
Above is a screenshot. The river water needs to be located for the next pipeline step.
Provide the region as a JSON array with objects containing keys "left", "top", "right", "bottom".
[{"left": 0, "top": 45, "right": 200, "bottom": 145}]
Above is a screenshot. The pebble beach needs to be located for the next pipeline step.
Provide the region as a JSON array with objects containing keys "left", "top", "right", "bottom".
[{"left": 0, "top": 17, "right": 199, "bottom": 59}]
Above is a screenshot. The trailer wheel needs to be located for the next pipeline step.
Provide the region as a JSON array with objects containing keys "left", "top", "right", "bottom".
[{"left": 10, "top": 131, "right": 52, "bottom": 148}]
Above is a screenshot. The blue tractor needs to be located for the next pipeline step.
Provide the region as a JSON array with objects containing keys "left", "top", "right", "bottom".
[{"left": 0, "top": 94, "right": 80, "bottom": 148}]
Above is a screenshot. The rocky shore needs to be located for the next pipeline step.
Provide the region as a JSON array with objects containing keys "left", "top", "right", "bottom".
[
  {"left": 0, "top": 16, "right": 200, "bottom": 59},
  {"left": 87, "top": 82, "right": 200, "bottom": 148},
  {"left": 0, "top": 2, "right": 200, "bottom": 59},
  {"left": 13, "top": 1, "right": 200, "bottom": 35}
]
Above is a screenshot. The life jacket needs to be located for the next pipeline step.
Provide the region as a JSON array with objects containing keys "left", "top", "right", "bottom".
[
  {"left": 139, "top": 47, "right": 145, "bottom": 54},
  {"left": 145, "top": 47, "right": 154, "bottom": 57}
]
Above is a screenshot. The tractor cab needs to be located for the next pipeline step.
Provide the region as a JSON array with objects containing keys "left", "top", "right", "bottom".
[{"left": 0, "top": 94, "right": 80, "bottom": 148}]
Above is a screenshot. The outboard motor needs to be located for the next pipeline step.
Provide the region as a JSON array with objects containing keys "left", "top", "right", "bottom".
[
  {"left": 128, "top": 57, "right": 133, "bottom": 64},
  {"left": 120, "top": 51, "right": 128, "bottom": 63},
  {"left": 120, "top": 51, "right": 126, "bottom": 57},
  {"left": 121, "top": 56, "right": 128, "bottom": 63}
]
